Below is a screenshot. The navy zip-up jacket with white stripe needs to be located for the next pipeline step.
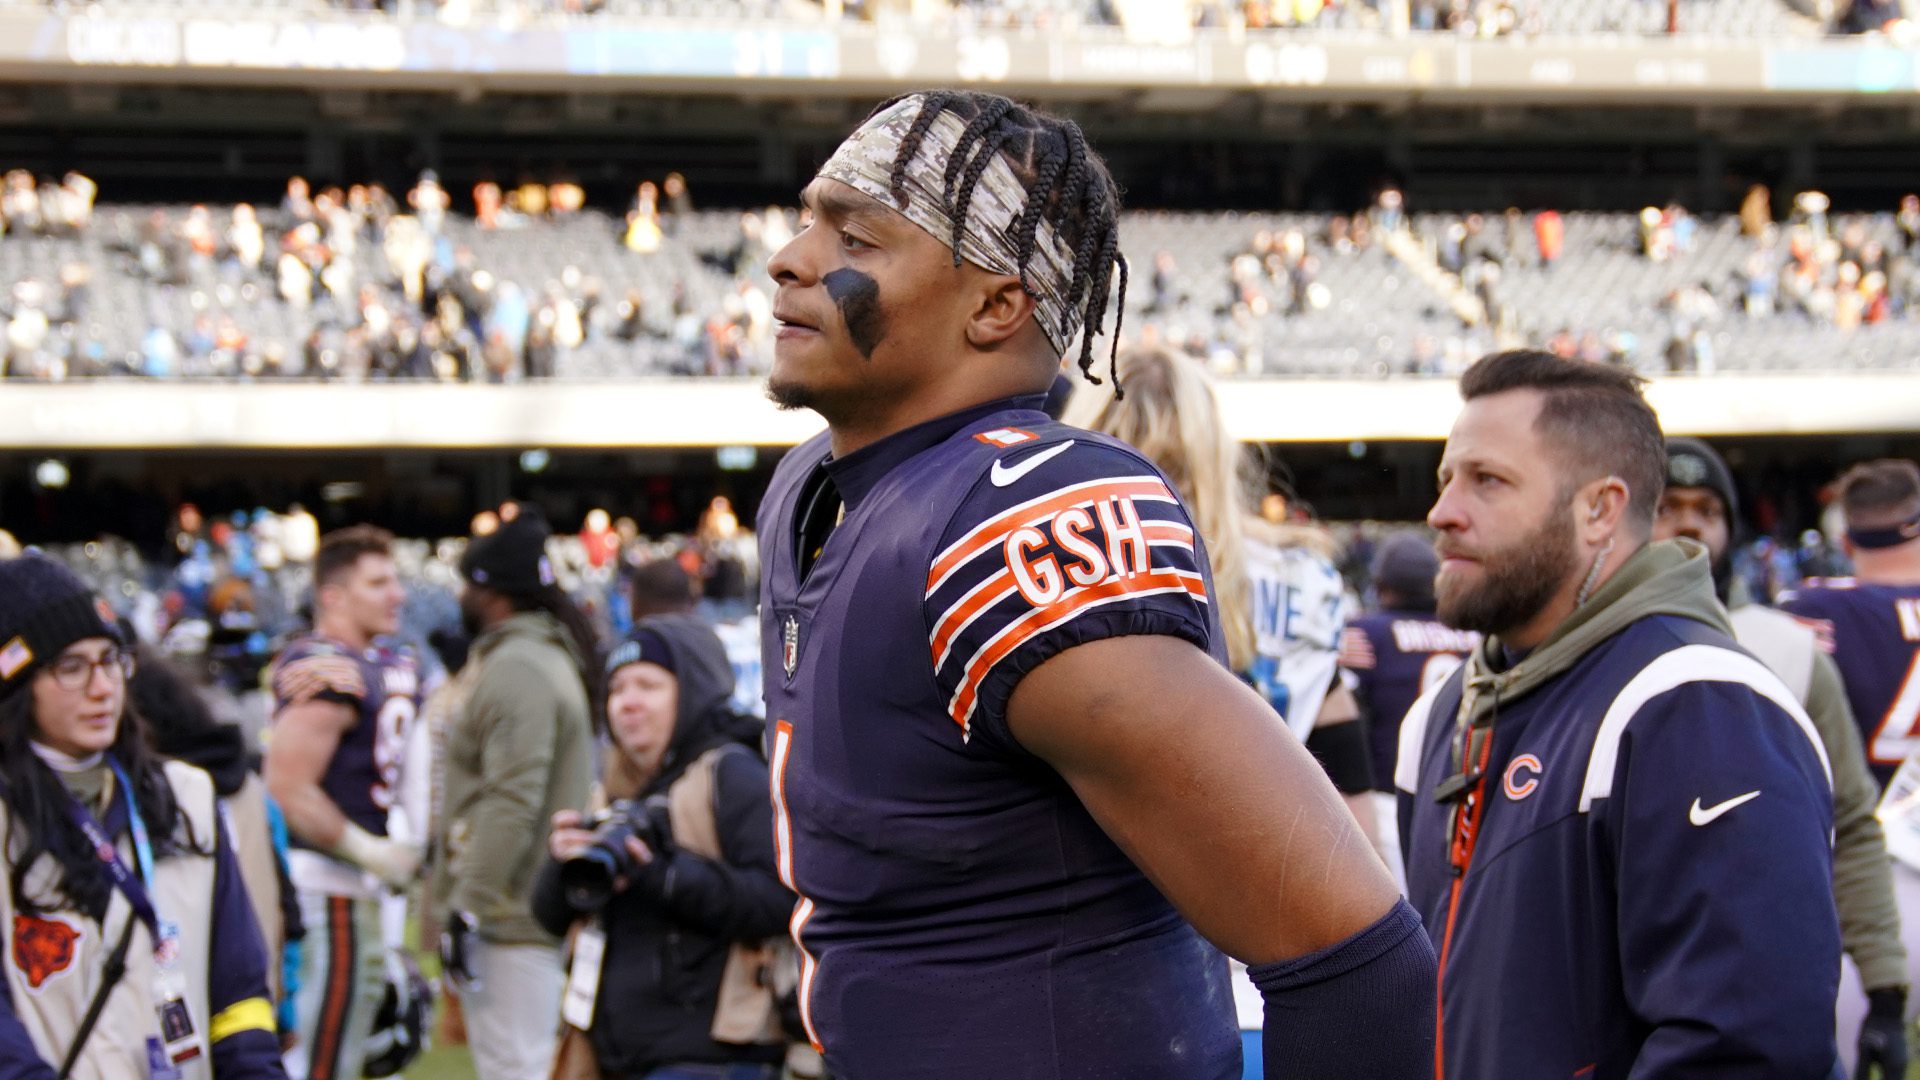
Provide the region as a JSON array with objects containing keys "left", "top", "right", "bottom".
[{"left": 1398, "top": 541, "right": 1841, "bottom": 1080}]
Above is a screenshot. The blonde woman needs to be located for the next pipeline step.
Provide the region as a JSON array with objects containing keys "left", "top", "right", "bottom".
[
  {"left": 1065, "top": 346, "right": 1384, "bottom": 1075},
  {"left": 1063, "top": 347, "right": 1373, "bottom": 804}
]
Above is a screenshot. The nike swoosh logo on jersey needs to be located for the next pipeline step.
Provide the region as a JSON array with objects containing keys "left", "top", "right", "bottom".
[
  {"left": 990, "top": 440, "right": 1075, "bottom": 488},
  {"left": 1689, "top": 790, "right": 1760, "bottom": 826}
]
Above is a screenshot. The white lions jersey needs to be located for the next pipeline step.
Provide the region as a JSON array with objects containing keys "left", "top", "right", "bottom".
[
  {"left": 1246, "top": 532, "right": 1351, "bottom": 742},
  {"left": 714, "top": 615, "right": 765, "bottom": 719}
]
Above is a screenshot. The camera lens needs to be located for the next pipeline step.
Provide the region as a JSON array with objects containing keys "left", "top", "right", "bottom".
[
  {"left": 559, "top": 814, "right": 642, "bottom": 913},
  {"left": 559, "top": 848, "right": 621, "bottom": 913}
]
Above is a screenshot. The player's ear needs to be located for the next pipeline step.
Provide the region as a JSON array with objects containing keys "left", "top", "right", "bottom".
[
  {"left": 1577, "top": 474, "right": 1631, "bottom": 546},
  {"left": 965, "top": 272, "right": 1036, "bottom": 350}
]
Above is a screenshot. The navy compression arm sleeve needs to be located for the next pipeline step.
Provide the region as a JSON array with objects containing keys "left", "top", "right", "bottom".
[
  {"left": 1248, "top": 897, "right": 1435, "bottom": 1079},
  {"left": 1304, "top": 719, "right": 1374, "bottom": 795}
]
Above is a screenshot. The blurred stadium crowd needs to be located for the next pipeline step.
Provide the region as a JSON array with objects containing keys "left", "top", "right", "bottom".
[
  {"left": 0, "top": 477, "right": 1850, "bottom": 744},
  {"left": 6, "top": 168, "right": 1920, "bottom": 382},
  {"left": 38, "top": 0, "right": 1908, "bottom": 40},
  {"left": 1, "top": 495, "right": 762, "bottom": 734}
]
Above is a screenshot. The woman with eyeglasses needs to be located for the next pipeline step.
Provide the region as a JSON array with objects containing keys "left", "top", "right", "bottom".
[{"left": 0, "top": 553, "right": 286, "bottom": 1079}]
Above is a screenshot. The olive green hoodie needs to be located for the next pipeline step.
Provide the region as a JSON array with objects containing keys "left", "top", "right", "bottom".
[
  {"left": 431, "top": 611, "right": 594, "bottom": 946},
  {"left": 1447, "top": 538, "right": 1731, "bottom": 764}
]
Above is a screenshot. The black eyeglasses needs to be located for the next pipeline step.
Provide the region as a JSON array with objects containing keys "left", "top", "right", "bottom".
[{"left": 45, "top": 649, "right": 136, "bottom": 692}]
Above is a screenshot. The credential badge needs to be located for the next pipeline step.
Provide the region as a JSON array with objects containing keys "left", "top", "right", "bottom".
[{"left": 782, "top": 615, "right": 800, "bottom": 679}]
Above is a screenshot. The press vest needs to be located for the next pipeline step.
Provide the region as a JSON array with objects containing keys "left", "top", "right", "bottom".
[{"left": 1, "top": 761, "right": 221, "bottom": 1080}]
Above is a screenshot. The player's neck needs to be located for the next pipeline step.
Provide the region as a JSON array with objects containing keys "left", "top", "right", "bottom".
[
  {"left": 827, "top": 373, "right": 1052, "bottom": 459},
  {"left": 825, "top": 388, "right": 981, "bottom": 458},
  {"left": 316, "top": 615, "right": 372, "bottom": 652},
  {"left": 1853, "top": 545, "right": 1920, "bottom": 586}
]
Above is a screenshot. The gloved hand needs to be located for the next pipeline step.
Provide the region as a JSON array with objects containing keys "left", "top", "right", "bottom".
[
  {"left": 1856, "top": 987, "right": 1909, "bottom": 1080},
  {"left": 620, "top": 796, "right": 677, "bottom": 900},
  {"left": 439, "top": 910, "right": 482, "bottom": 994},
  {"left": 334, "top": 823, "right": 422, "bottom": 890}
]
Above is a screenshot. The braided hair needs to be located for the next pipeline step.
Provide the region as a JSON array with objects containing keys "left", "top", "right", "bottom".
[{"left": 876, "top": 90, "right": 1129, "bottom": 395}]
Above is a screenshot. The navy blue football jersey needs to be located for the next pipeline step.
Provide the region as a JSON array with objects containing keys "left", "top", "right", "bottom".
[
  {"left": 270, "top": 634, "right": 422, "bottom": 844},
  {"left": 1779, "top": 578, "right": 1920, "bottom": 786},
  {"left": 759, "top": 396, "right": 1240, "bottom": 1080},
  {"left": 1339, "top": 610, "right": 1476, "bottom": 792}
]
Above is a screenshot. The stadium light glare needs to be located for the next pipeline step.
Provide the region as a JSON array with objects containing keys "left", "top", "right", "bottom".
[
  {"left": 716, "top": 445, "right": 758, "bottom": 472},
  {"left": 32, "top": 459, "right": 69, "bottom": 490}
]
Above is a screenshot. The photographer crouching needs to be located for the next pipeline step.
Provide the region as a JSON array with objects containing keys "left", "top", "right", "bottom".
[{"left": 532, "top": 614, "right": 797, "bottom": 1080}]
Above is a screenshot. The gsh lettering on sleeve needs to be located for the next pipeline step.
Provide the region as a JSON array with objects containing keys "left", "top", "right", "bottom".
[{"left": 1006, "top": 496, "right": 1155, "bottom": 605}]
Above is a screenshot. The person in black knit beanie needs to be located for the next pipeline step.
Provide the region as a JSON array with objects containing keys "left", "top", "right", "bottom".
[{"left": 0, "top": 552, "right": 288, "bottom": 1078}]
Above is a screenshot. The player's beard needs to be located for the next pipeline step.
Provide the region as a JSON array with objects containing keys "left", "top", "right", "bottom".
[
  {"left": 1436, "top": 499, "right": 1580, "bottom": 638},
  {"left": 765, "top": 373, "right": 819, "bottom": 413},
  {"left": 764, "top": 364, "right": 887, "bottom": 430},
  {"left": 769, "top": 269, "right": 887, "bottom": 417}
]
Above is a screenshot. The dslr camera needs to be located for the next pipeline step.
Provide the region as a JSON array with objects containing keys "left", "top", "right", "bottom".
[{"left": 559, "top": 796, "right": 672, "bottom": 913}]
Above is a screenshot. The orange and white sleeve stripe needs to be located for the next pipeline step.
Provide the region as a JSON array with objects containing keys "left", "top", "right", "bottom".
[{"left": 943, "top": 568, "right": 1209, "bottom": 734}]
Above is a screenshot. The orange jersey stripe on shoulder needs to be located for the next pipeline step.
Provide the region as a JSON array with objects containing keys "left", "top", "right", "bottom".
[
  {"left": 1338, "top": 627, "right": 1377, "bottom": 670},
  {"left": 925, "top": 477, "right": 1173, "bottom": 597},
  {"left": 929, "top": 567, "right": 1016, "bottom": 671},
  {"left": 928, "top": 521, "right": 1200, "bottom": 669},
  {"left": 946, "top": 569, "right": 1208, "bottom": 729}
]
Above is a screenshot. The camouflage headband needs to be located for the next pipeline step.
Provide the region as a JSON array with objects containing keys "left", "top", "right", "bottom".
[{"left": 817, "top": 95, "right": 1081, "bottom": 355}]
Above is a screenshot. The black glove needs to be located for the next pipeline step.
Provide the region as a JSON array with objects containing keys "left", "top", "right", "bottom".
[
  {"left": 638, "top": 795, "right": 675, "bottom": 859},
  {"left": 623, "top": 840, "right": 677, "bottom": 902},
  {"left": 439, "top": 910, "right": 482, "bottom": 994},
  {"left": 1856, "top": 987, "right": 1908, "bottom": 1080},
  {"left": 617, "top": 797, "right": 677, "bottom": 898}
]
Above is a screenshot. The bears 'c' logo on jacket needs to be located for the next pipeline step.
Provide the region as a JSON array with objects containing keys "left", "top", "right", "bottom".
[
  {"left": 13, "top": 914, "right": 80, "bottom": 989},
  {"left": 1503, "top": 754, "right": 1543, "bottom": 802}
]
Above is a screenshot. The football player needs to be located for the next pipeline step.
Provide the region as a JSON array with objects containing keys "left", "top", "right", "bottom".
[
  {"left": 758, "top": 90, "right": 1432, "bottom": 1079},
  {"left": 263, "top": 526, "right": 423, "bottom": 1080},
  {"left": 1780, "top": 459, "right": 1920, "bottom": 1076},
  {"left": 1781, "top": 460, "right": 1920, "bottom": 788}
]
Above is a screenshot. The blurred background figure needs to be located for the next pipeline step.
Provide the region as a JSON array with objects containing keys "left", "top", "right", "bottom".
[
  {"left": 534, "top": 616, "right": 795, "bottom": 1080},
  {"left": 431, "top": 506, "right": 595, "bottom": 1080},
  {"left": 263, "top": 526, "right": 423, "bottom": 1080},
  {"left": 1338, "top": 531, "right": 1475, "bottom": 888}
]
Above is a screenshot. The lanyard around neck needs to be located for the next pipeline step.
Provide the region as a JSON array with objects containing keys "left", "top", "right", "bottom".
[
  {"left": 108, "top": 759, "right": 157, "bottom": 888},
  {"left": 59, "top": 756, "right": 162, "bottom": 940}
]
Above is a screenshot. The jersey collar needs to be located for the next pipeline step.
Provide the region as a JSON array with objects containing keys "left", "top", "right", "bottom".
[{"left": 823, "top": 393, "right": 1048, "bottom": 510}]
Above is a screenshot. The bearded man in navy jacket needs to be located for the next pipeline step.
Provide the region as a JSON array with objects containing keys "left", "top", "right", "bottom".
[{"left": 1398, "top": 350, "right": 1841, "bottom": 1080}]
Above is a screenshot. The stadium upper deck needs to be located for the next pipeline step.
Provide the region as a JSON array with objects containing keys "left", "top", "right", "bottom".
[
  {"left": 3, "top": 0, "right": 1910, "bottom": 103},
  {"left": 3, "top": 177, "right": 1915, "bottom": 383},
  {"left": 6, "top": 0, "right": 1844, "bottom": 38},
  {"left": 0, "top": 0, "right": 1913, "bottom": 453}
]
